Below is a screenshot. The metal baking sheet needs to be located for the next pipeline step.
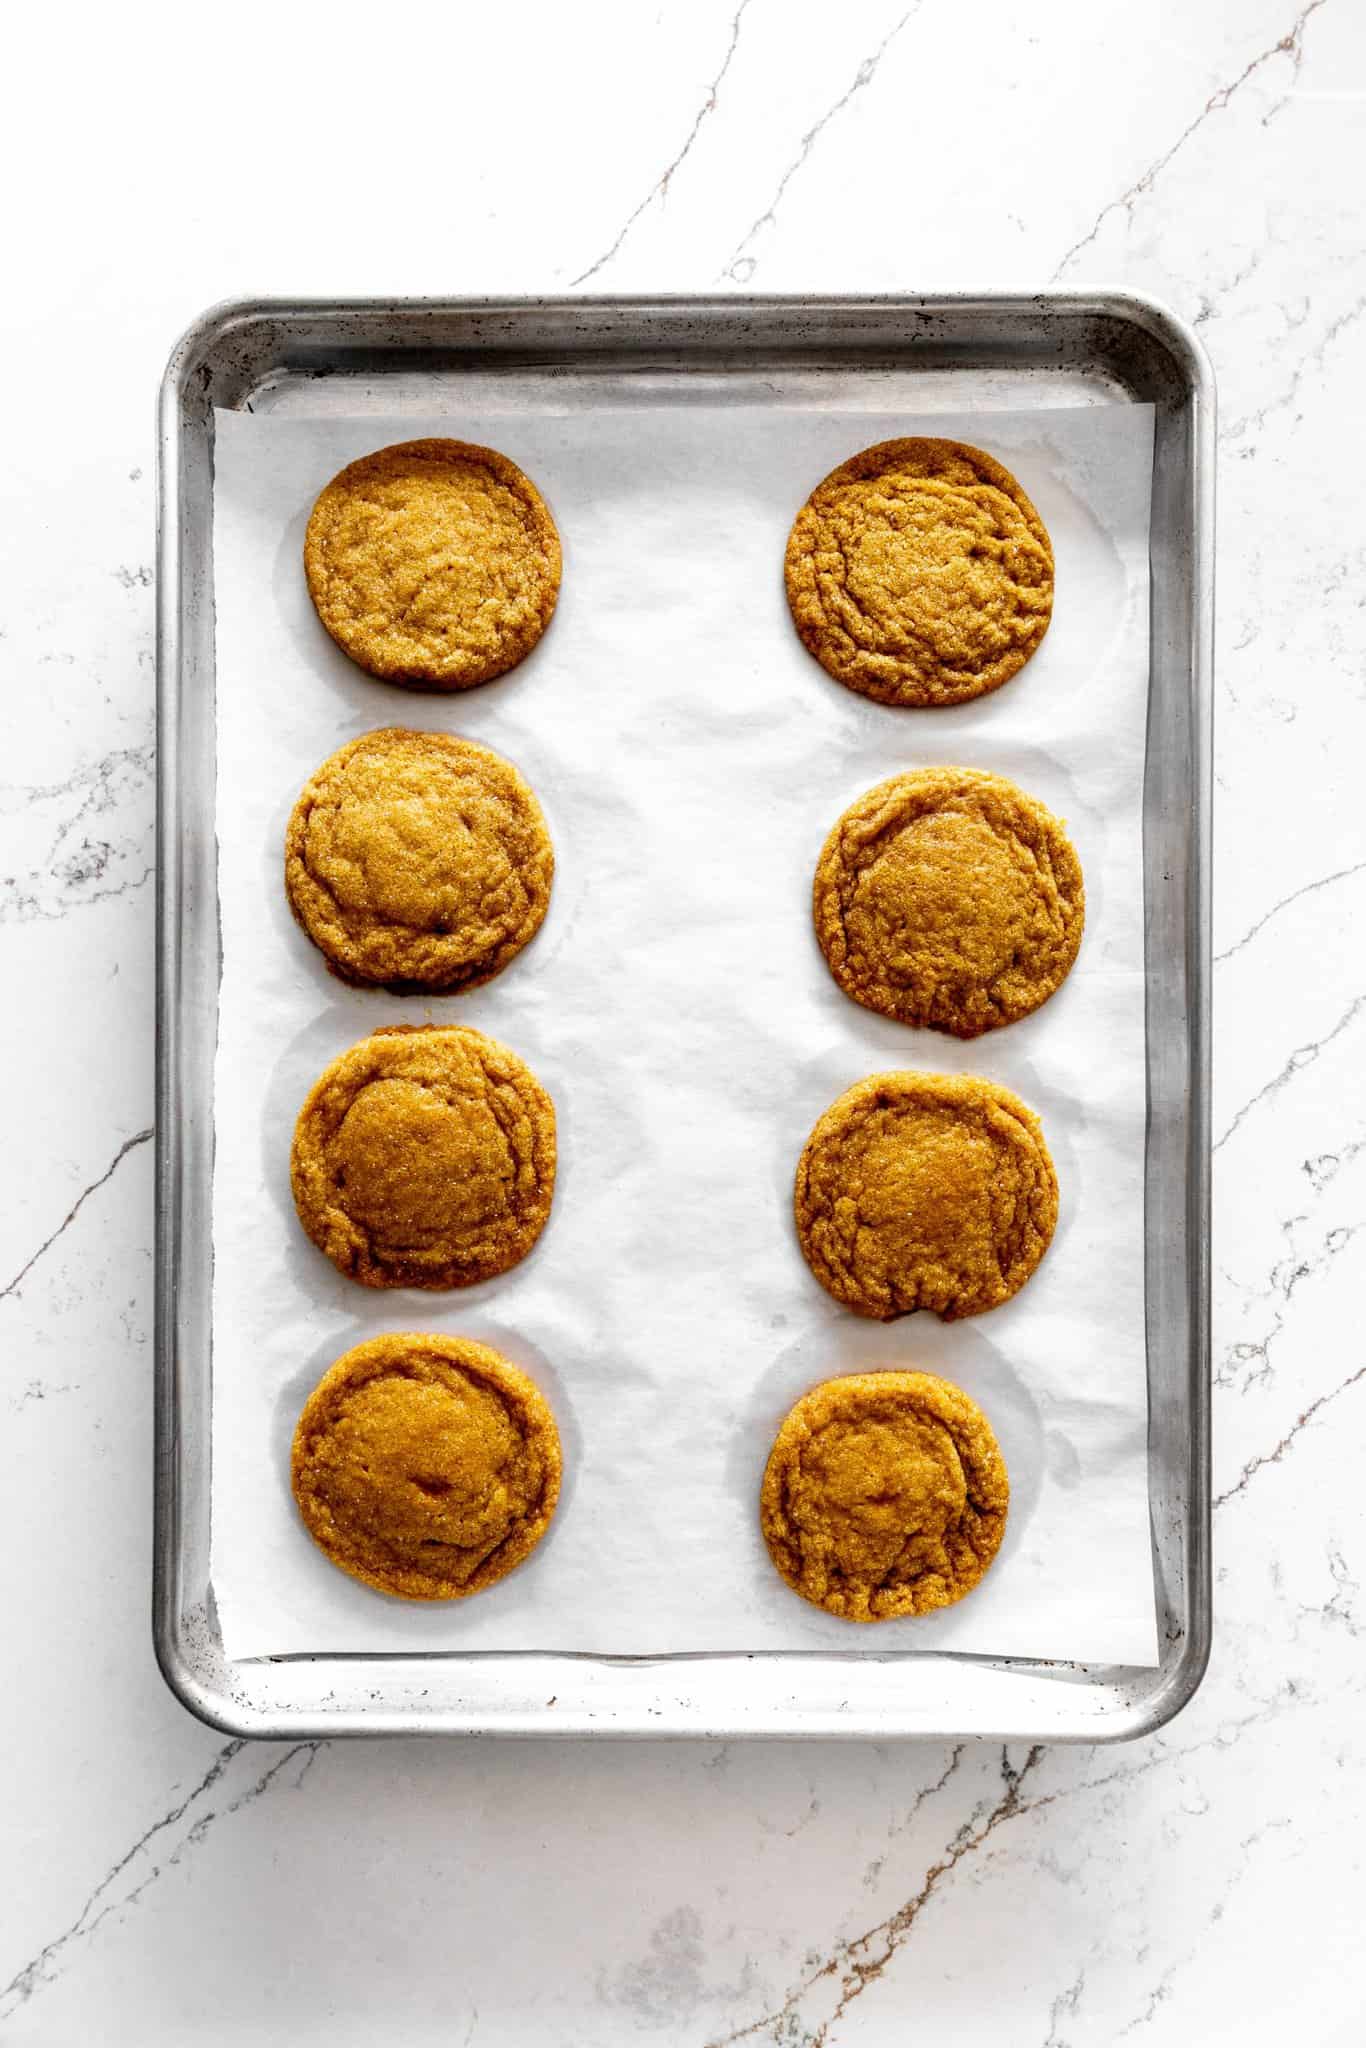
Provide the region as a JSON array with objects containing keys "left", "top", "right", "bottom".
[{"left": 155, "top": 294, "right": 1212, "bottom": 1740}]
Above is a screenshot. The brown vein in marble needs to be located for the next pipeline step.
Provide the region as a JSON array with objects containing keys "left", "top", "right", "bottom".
[
  {"left": 708, "top": 1747, "right": 1044, "bottom": 2046},
  {"left": 711, "top": 1690, "right": 1305, "bottom": 2046},
  {"left": 1052, "top": 0, "right": 1329, "bottom": 277},
  {"left": 1216, "top": 1359, "right": 1366, "bottom": 1508}
]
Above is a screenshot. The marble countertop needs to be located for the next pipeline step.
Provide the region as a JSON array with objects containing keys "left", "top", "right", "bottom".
[{"left": 3, "top": 0, "right": 1362, "bottom": 2039}]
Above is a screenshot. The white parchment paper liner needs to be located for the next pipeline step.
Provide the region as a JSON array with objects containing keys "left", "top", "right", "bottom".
[{"left": 210, "top": 401, "right": 1159, "bottom": 1666}]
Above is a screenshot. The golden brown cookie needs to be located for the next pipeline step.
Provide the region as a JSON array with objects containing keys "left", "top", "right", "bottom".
[
  {"left": 794, "top": 1071, "right": 1057, "bottom": 1321},
  {"left": 291, "top": 1333, "right": 562, "bottom": 1600},
  {"left": 291, "top": 1025, "right": 556, "bottom": 1289},
  {"left": 784, "top": 437, "right": 1054, "bottom": 707},
  {"left": 814, "top": 767, "right": 1084, "bottom": 1036},
  {"left": 304, "top": 438, "right": 561, "bottom": 688},
  {"left": 284, "top": 727, "right": 553, "bottom": 993},
  {"left": 760, "top": 1371, "right": 1008, "bottom": 1621}
]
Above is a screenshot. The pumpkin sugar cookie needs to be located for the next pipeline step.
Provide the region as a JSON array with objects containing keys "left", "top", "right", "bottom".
[
  {"left": 813, "top": 766, "right": 1083, "bottom": 1037},
  {"left": 794, "top": 1070, "right": 1057, "bottom": 1321},
  {"left": 291, "top": 1025, "right": 555, "bottom": 1290},
  {"left": 304, "top": 438, "right": 561, "bottom": 688},
  {"left": 292, "top": 1333, "right": 562, "bottom": 1600},
  {"left": 285, "top": 727, "right": 553, "bottom": 993},
  {"left": 760, "top": 1370, "right": 1008, "bottom": 1621},
  {"left": 785, "top": 437, "right": 1053, "bottom": 707}
]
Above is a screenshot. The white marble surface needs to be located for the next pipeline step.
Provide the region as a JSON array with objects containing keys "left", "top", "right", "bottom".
[{"left": 2, "top": 0, "right": 1363, "bottom": 2038}]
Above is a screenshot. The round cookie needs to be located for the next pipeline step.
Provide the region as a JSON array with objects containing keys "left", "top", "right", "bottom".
[
  {"left": 784, "top": 437, "right": 1054, "bottom": 707},
  {"left": 760, "top": 1371, "right": 1008, "bottom": 1621},
  {"left": 814, "top": 766, "right": 1084, "bottom": 1037},
  {"left": 291, "top": 1025, "right": 556, "bottom": 1290},
  {"left": 794, "top": 1071, "right": 1057, "bottom": 1321},
  {"left": 285, "top": 727, "right": 554, "bottom": 993},
  {"left": 304, "top": 438, "right": 561, "bottom": 688},
  {"left": 291, "top": 1334, "right": 562, "bottom": 1600}
]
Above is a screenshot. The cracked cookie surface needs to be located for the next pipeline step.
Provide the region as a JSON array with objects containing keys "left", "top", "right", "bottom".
[
  {"left": 794, "top": 1071, "right": 1057, "bottom": 1321},
  {"left": 291, "top": 1333, "right": 562, "bottom": 1600},
  {"left": 760, "top": 1370, "right": 1008, "bottom": 1621},
  {"left": 784, "top": 437, "right": 1053, "bottom": 707},
  {"left": 285, "top": 727, "right": 553, "bottom": 993},
  {"left": 291, "top": 1025, "right": 556, "bottom": 1289},
  {"left": 814, "top": 766, "right": 1084, "bottom": 1036},
  {"left": 304, "top": 438, "right": 561, "bottom": 688}
]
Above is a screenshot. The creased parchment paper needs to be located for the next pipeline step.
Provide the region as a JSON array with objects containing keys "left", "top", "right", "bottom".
[{"left": 210, "top": 400, "right": 1159, "bottom": 1665}]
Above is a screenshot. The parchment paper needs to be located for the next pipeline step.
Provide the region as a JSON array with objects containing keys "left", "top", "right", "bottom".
[{"left": 211, "top": 399, "right": 1159, "bottom": 1666}]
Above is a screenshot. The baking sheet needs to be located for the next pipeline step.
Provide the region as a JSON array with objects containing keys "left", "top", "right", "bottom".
[{"left": 210, "top": 400, "right": 1159, "bottom": 1666}]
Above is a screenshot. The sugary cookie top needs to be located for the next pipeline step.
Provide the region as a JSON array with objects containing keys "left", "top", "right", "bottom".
[
  {"left": 285, "top": 727, "right": 553, "bottom": 992},
  {"left": 292, "top": 1333, "right": 562, "bottom": 1600},
  {"left": 761, "top": 1370, "right": 1008, "bottom": 1621},
  {"left": 814, "top": 766, "right": 1084, "bottom": 1036},
  {"left": 290, "top": 1025, "right": 556, "bottom": 1290},
  {"left": 304, "top": 438, "right": 561, "bottom": 688},
  {"left": 785, "top": 437, "right": 1053, "bottom": 707},
  {"left": 794, "top": 1070, "right": 1057, "bottom": 1321}
]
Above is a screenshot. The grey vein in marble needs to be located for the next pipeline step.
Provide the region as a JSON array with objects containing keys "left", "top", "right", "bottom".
[
  {"left": 859, "top": 1745, "right": 964, "bottom": 1892},
  {"left": 0, "top": 740, "right": 153, "bottom": 926},
  {"left": 1214, "top": 858, "right": 1366, "bottom": 964},
  {"left": 720, "top": 6, "right": 916, "bottom": 283},
  {"left": 1223, "top": 289, "right": 1366, "bottom": 443},
  {"left": 1116, "top": 1963, "right": 1180, "bottom": 2038},
  {"left": 12, "top": 1377, "right": 78, "bottom": 1412},
  {"left": 1214, "top": 991, "right": 1366, "bottom": 1153},
  {"left": 569, "top": 0, "right": 755, "bottom": 286},
  {"left": 0, "top": 1741, "right": 324, "bottom": 2018},
  {"left": 1305, "top": 1138, "right": 1366, "bottom": 1193},
  {"left": 1322, "top": 1546, "right": 1363, "bottom": 1634},
  {"left": 1052, "top": 0, "right": 1329, "bottom": 278},
  {"left": 1219, "top": 1207, "right": 1364, "bottom": 1394},
  {"left": 0, "top": 1127, "right": 152, "bottom": 1304},
  {"left": 1043, "top": 1968, "right": 1086, "bottom": 2047},
  {"left": 0, "top": 1741, "right": 243, "bottom": 2015}
]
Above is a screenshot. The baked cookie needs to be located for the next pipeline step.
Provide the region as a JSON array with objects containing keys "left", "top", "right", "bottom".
[
  {"left": 814, "top": 767, "right": 1084, "bottom": 1036},
  {"left": 784, "top": 437, "right": 1054, "bottom": 707},
  {"left": 304, "top": 438, "right": 561, "bottom": 688},
  {"left": 794, "top": 1071, "right": 1057, "bottom": 1320},
  {"left": 291, "top": 1333, "right": 562, "bottom": 1600},
  {"left": 291, "top": 1025, "right": 555, "bottom": 1289},
  {"left": 760, "top": 1371, "right": 1008, "bottom": 1621},
  {"left": 285, "top": 727, "right": 553, "bottom": 993}
]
